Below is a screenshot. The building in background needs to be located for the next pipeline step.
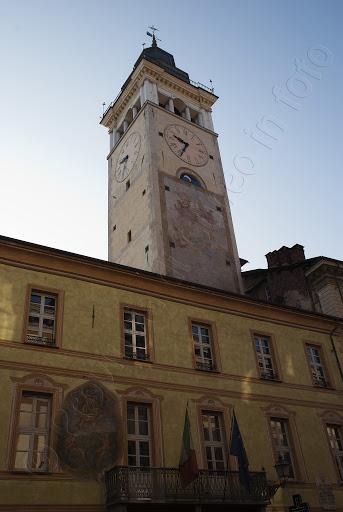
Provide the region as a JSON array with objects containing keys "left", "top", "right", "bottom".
[
  {"left": 0, "top": 35, "right": 343, "bottom": 512},
  {"left": 243, "top": 244, "right": 343, "bottom": 318}
]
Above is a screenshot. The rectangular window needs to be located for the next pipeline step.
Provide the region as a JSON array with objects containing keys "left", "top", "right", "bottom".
[
  {"left": 254, "top": 334, "right": 278, "bottom": 380},
  {"left": 201, "top": 411, "right": 227, "bottom": 470},
  {"left": 270, "top": 417, "right": 295, "bottom": 478},
  {"left": 13, "top": 392, "right": 52, "bottom": 472},
  {"left": 192, "top": 323, "right": 215, "bottom": 371},
  {"left": 124, "top": 309, "right": 148, "bottom": 361},
  {"left": 26, "top": 291, "right": 57, "bottom": 347},
  {"left": 127, "top": 403, "right": 152, "bottom": 467},
  {"left": 306, "top": 345, "right": 329, "bottom": 387},
  {"left": 326, "top": 424, "right": 343, "bottom": 480}
]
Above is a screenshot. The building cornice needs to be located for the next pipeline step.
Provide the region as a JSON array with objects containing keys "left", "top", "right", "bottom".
[
  {"left": 0, "top": 358, "right": 342, "bottom": 411},
  {"left": 306, "top": 258, "right": 343, "bottom": 282},
  {"left": 0, "top": 235, "right": 342, "bottom": 334}
]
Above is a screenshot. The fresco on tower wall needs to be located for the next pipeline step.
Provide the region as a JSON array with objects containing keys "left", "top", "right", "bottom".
[
  {"left": 163, "top": 176, "right": 236, "bottom": 291},
  {"left": 55, "top": 380, "right": 123, "bottom": 479}
]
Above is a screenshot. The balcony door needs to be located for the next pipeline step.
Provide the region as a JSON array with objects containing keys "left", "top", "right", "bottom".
[{"left": 127, "top": 402, "right": 152, "bottom": 498}]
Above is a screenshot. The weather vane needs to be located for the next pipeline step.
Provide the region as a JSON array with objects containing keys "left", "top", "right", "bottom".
[{"left": 146, "top": 25, "right": 162, "bottom": 46}]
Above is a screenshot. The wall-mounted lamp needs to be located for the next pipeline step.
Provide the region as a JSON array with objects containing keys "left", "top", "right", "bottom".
[{"left": 274, "top": 455, "right": 291, "bottom": 486}]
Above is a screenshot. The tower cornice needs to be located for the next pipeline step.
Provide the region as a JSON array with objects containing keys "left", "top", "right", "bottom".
[{"left": 101, "top": 59, "right": 218, "bottom": 129}]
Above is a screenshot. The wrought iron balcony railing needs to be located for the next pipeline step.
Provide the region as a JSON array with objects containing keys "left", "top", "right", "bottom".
[
  {"left": 195, "top": 360, "right": 217, "bottom": 372},
  {"left": 124, "top": 352, "right": 150, "bottom": 362},
  {"left": 314, "top": 377, "right": 330, "bottom": 388},
  {"left": 260, "top": 370, "right": 279, "bottom": 381},
  {"left": 26, "top": 335, "right": 56, "bottom": 347},
  {"left": 105, "top": 466, "right": 270, "bottom": 506}
]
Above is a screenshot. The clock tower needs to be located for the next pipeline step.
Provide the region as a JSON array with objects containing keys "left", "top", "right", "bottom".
[{"left": 101, "top": 34, "right": 243, "bottom": 293}]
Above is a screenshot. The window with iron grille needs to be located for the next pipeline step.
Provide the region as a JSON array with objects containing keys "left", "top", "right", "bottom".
[
  {"left": 254, "top": 334, "right": 278, "bottom": 380},
  {"left": 26, "top": 291, "right": 57, "bottom": 346},
  {"left": 306, "top": 345, "right": 329, "bottom": 387},
  {"left": 127, "top": 403, "right": 152, "bottom": 467},
  {"left": 326, "top": 424, "right": 343, "bottom": 480},
  {"left": 201, "top": 411, "right": 227, "bottom": 470},
  {"left": 270, "top": 417, "right": 295, "bottom": 478},
  {"left": 13, "top": 392, "right": 52, "bottom": 472},
  {"left": 123, "top": 309, "right": 149, "bottom": 361},
  {"left": 192, "top": 323, "right": 215, "bottom": 371}
]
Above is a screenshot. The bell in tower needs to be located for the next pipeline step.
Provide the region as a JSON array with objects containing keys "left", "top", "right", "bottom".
[{"left": 100, "top": 29, "right": 243, "bottom": 294}]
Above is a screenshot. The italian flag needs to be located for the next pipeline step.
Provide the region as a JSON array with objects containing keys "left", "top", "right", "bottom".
[{"left": 179, "top": 408, "right": 198, "bottom": 487}]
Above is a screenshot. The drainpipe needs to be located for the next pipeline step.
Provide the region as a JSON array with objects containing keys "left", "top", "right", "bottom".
[{"left": 330, "top": 325, "right": 343, "bottom": 383}]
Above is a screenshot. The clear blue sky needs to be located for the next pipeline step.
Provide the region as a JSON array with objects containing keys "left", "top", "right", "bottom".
[{"left": 0, "top": 0, "right": 341, "bottom": 269}]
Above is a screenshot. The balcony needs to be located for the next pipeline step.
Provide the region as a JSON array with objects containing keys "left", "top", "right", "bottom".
[{"left": 105, "top": 467, "right": 270, "bottom": 507}]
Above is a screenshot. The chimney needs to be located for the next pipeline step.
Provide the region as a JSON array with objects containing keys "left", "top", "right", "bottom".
[{"left": 266, "top": 244, "right": 305, "bottom": 268}]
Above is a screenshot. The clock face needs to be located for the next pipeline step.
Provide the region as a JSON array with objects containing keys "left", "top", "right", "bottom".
[
  {"left": 164, "top": 124, "right": 208, "bottom": 167},
  {"left": 114, "top": 132, "right": 141, "bottom": 182}
]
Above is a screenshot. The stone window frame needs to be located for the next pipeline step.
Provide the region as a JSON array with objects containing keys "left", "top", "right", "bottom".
[
  {"left": 188, "top": 318, "right": 221, "bottom": 373},
  {"left": 7, "top": 374, "right": 64, "bottom": 474},
  {"left": 250, "top": 330, "right": 282, "bottom": 382},
  {"left": 120, "top": 303, "right": 155, "bottom": 363},
  {"left": 118, "top": 387, "right": 164, "bottom": 468},
  {"left": 200, "top": 410, "right": 228, "bottom": 470},
  {"left": 14, "top": 393, "right": 52, "bottom": 472},
  {"left": 319, "top": 410, "right": 343, "bottom": 483},
  {"left": 127, "top": 402, "right": 153, "bottom": 468},
  {"left": 22, "top": 284, "right": 64, "bottom": 349},
  {"left": 262, "top": 404, "right": 306, "bottom": 483},
  {"left": 303, "top": 341, "right": 333, "bottom": 389},
  {"left": 194, "top": 396, "right": 232, "bottom": 470}
]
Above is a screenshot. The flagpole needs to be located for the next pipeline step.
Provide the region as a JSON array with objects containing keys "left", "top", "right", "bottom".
[
  {"left": 223, "top": 408, "right": 235, "bottom": 501},
  {"left": 227, "top": 408, "right": 235, "bottom": 472},
  {"left": 227, "top": 408, "right": 251, "bottom": 493},
  {"left": 179, "top": 399, "right": 199, "bottom": 489}
]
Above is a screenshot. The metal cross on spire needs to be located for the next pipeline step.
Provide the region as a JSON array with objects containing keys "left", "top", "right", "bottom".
[{"left": 146, "top": 25, "right": 161, "bottom": 47}]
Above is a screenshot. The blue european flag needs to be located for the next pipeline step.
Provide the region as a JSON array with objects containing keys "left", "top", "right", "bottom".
[{"left": 229, "top": 410, "right": 251, "bottom": 490}]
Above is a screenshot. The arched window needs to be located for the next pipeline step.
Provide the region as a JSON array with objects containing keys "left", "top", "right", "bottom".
[
  {"left": 180, "top": 172, "right": 202, "bottom": 187},
  {"left": 174, "top": 97, "right": 187, "bottom": 118}
]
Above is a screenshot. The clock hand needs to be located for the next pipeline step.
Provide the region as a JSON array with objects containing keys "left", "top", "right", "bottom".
[
  {"left": 180, "top": 142, "right": 189, "bottom": 156},
  {"left": 173, "top": 135, "right": 187, "bottom": 145},
  {"left": 119, "top": 155, "right": 129, "bottom": 165}
]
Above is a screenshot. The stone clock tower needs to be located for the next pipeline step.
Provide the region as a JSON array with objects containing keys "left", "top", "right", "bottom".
[{"left": 101, "top": 36, "right": 243, "bottom": 293}]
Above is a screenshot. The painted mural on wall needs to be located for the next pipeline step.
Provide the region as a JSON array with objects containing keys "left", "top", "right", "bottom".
[
  {"left": 55, "top": 380, "right": 123, "bottom": 479},
  {"left": 172, "top": 194, "right": 216, "bottom": 252},
  {"left": 164, "top": 176, "right": 236, "bottom": 290}
]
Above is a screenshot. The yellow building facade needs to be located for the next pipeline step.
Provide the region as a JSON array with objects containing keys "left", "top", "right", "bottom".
[
  {"left": 1, "top": 235, "right": 343, "bottom": 511},
  {"left": 1, "top": 33, "right": 342, "bottom": 512}
]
